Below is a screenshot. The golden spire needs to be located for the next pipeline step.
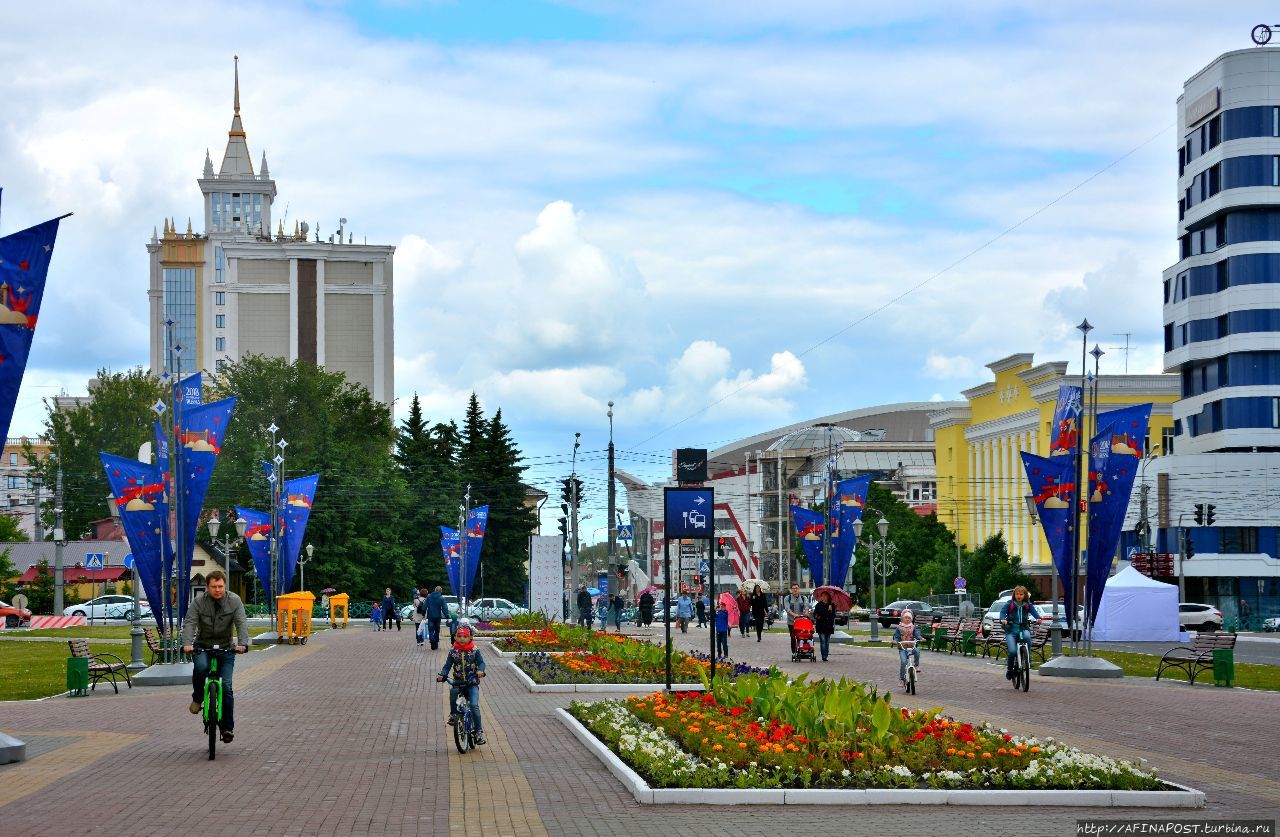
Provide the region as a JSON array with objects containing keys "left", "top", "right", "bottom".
[
  {"left": 234, "top": 54, "right": 240, "bottom": 116},
  {"left": 277, "top": 220, "right": 284, "bottom": 239}
]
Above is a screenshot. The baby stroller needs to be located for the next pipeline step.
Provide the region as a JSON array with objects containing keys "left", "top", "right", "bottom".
[{"left": 791, "top": 616, "right": 815, "bottom": 662}]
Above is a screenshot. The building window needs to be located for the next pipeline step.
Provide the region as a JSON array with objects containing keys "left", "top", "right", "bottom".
[
  {"left": 215, "top": 314, "right": 225, "bottom": 329},
  {"left": 8, "top": 452, "right": 15, "bottom": 466},
  {"left": 214, "top": 291, "right": 225, "bottom": 306},
  {"left": 215, "top": 336, "right": 225, "bottom": 352},
  {"left": 1220, "top": 527, "right": 1258, "bottom": 554},
  {"left": 162, "top": 267, "right": 197, "bottom": 375},
  {"left": 215, "top": 246, "right": 224, "bottom": 283},
  {"left": 1161, "top": 427, "right": 1174, "bottom": 455},
  {"left": 216, "top": 358, "right": 227, "bottom": 373}
]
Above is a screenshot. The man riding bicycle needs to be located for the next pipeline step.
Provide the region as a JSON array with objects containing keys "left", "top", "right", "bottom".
[
  {"left": 181, "top": 570, "right": 249, "bottom": 743},
  {"left": 999, "top": 586, "right": 1042, "bottom": 680},
  {"left": 436, "top": 625, "right": 487, "bottom": 745}
]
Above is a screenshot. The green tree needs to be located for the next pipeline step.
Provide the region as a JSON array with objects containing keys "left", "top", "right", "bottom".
[
  {"left": 0, "top": 513, "right": 28, "bottom": 543},
  {"left": 205, "top": 355, "right": 411, "bottom": 600},
  {"left": 29, "top": 368, "right": 165, "bottom": 539},
  {"left": 471, "top": 409, "right": 538, "bottom": 600},
  {"left": 0, "top": 547, "right": 18, "bottom": 599},
  {"left": 23, "top": 558, "right": 55, "bottom": 614},
  {"left": 395, "top": 394, "right": 461, "bottom": 591}
]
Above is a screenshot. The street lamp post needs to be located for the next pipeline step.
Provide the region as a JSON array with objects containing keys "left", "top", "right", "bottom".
[
  {"left": 206, "top": 511, "right": 248, "bottom": 594},
  {"left": 300, "top": 543, "right": 314, "bottom": 593},
  {"left": 858, "top": 516, "right": 892, "bottom": 642},
  {"left": 108, "top": 494, "right": 147, "bottom": 672}
]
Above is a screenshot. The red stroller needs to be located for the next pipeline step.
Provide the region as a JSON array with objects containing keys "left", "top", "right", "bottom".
[{"left": 790, "top": 616, "right": 815, "bottom": 662}]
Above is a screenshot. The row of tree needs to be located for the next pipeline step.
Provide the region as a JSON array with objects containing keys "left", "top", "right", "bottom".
[{"left": 24, "top": 357, "right": 537, "bottom": 602}]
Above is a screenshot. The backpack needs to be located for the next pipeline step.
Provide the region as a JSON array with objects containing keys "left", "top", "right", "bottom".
[{"left": 416, "top": 597, "right": 428, "bottom": 616}]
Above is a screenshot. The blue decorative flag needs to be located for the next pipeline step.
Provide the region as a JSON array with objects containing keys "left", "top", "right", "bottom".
[
  {"left": 832, "top": 475, "right": 872, "bottom": 588},
  {"left": 790, "top": 505, "right": 826, "bottom": 586},
  {"left": 1021, "top": 452, "right": 1078, "bottom": 623},
  {"left": 0, "top": 217, "right": 62, "bottom": 444},
  {"left": 175, "top": 396, "right": 236, "bottom": 619},
  {"left": 174, "top": 371, "right": 201, "bottom": 409},
  {"left": 461, "top": 505, "right": 489, "bottom": 597},
  {"left": 101, "top": 453, "right": 172, "bottom": 631},
  {"left": 441, "top": 526, "right": 461, "bottom": 595},
  {"left": 1085, "top": 404, "right": 1151, "bottom": 627},
  {"left": 278, "top": 474, "right": 319, "bottom": 593},
  {"left": 235, "top": 506, "right": 273, "bottom": 604},
  {"left": 1048, "top": 385, "right": 1083, "bottom": 458}
]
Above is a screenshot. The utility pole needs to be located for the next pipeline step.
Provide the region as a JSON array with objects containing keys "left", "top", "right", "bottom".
[
  {"left": 570, "top": 432, "right": 581, "bottom": 592},
  {"left": 53, "top": 464, "right": 65, "bottom": 613},
  {"left": 776, "top": 448, "right": 785, "bottom": 592},
  {"left": 32, "top": 476, "right": 43, "bottom": 542},
  {"left": 607, "top": 402, "right": 617, "bottom": 597}
]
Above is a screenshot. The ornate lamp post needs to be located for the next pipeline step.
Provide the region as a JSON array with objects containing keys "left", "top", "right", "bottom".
[
  {"left": 206, "top": 511, "right": 248, "bottom": 595},
  {"left": 300, "top": 543, "right": 314, "bottom": 593}
]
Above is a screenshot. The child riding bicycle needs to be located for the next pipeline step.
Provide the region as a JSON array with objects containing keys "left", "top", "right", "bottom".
[
  {"left": 999, "top": 586, "right": 1042, "bottom": 680},
  {"left": 436, "top": 625, "right": 487, "bottom": 745},
  {"left": 892, "top": 609, "right": 923, "bottom": 687}
]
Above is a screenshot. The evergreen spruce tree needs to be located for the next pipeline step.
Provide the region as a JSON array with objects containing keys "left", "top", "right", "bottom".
[{"left": 472, "top": 409, "right": 538, "bottom": 601}]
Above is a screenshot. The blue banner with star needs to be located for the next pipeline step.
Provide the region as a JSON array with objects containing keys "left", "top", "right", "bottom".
[
  {"left": 1021, "top": 451, "right": 1078, "bottom": 623},
  {"left": 790, "top": 505, "right": 826, "bottom": 586},
  {"left": 441, "top": 526, "right": 461, "bottom": 596},
  {"left": 101, "top": 453, "right": 172, "bottom": 631},
  {"left": 832, "top": 474, "right": 872, "bottom": 589},
  {"left": 235, "top": 506, "right": 274, "bottom": 604},
  {"left": 1085, "top": 404, "right": 1151, "bottom": 628},
  {"left": 0, "top": 217, "right": 62, "bottom": 444},
  {"left": 278, "top": 474, "right": 319, "bottom": 594},
  {"left": 175, "top": 396, "right": 236, "bottom": 619}
]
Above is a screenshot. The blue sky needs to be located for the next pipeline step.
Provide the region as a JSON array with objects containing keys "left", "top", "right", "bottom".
[{"left": 0, "top": 1, "right": 1275, "bottom": 536}]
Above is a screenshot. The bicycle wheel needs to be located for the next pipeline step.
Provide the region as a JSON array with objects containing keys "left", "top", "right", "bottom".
[
  {"left": 907, "top": 666, "right": 916, "bottom": 695},
  {"left": 453, "top": 707, "right": 471, "bottom": 754},
  {"left": 1010, "top": 652, "right": 1022, "bottom": 690},
  {"left": 206, "top": 682, "right": 218, "bottom": 761},
  {"left": 1019, "top": 644, "right": 1030, "bottom": 692}
]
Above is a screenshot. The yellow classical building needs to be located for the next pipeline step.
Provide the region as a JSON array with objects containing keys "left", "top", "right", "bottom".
[{"left": 930, "top": 353, "right": 1180, "bottom": 580}]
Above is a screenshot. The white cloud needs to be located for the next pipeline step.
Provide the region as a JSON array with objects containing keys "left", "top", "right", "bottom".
[{"left": 923, "top": 353, "right": 977, "bottom": 380}]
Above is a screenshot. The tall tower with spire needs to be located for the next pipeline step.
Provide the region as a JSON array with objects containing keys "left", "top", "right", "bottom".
[{"left": 147, "top": 57, "right": 395, "bottom": 404}]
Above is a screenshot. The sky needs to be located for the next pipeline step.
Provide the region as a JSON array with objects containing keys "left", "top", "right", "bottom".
[{"left": 0, "top": 1, "right": 1273, "bottom": 538}]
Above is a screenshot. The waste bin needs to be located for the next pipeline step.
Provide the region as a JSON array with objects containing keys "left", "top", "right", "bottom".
[
  {"left": 329, "top": 593, "right": 349, "bottom": 628},
  {"left": 1212, "top": 648, "right": 1235, "bottom": 687},
  {"left": 66, "top": 656, "right": 89, "bottom": 697},
  {"left": 276, "top": 591, "right": 317, "bottom": 645}
]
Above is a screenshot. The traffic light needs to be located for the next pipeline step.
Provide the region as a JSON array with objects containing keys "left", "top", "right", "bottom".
[
  {"left": 693, "top": 573, "right": 701, "bottom": 585},
  {"left": 560, "top": 478, "right": 573, "bottom": 506},
  {"left": 1184, "top": 530, "right": 1195, "bottom": 560},
  {"left": 617, "top": 567, "right": 626, "bottom": 580},
  {"left": 1205, "top": 504, "right": 1216, "bottom": 526},
  {"left": 557, "top": 517, "right": 568, "bottom": 539},
  {"left": 716, "top": 537, "right": 727, "bottom": 557},
  {"left": 1193, "top": 503, "right": 1204, "bottom": 526}
]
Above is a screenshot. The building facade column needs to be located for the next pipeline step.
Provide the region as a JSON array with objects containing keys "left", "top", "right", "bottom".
[
  {"left": 373, "top": 261, "right": 386, "bottom": 404},
  {"left": 315, "top": 258, "right": 326, "bottom": 366},
  {"left": 288, "top": 257, "right": 299, "bottom": 362}
]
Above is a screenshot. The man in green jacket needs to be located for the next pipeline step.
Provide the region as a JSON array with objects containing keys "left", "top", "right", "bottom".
[{"left": 181, "top": 570, "right": 249, "bottom": 742}]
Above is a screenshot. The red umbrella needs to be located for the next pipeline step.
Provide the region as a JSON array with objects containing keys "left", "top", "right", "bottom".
[
  {"left": 813, "top": 586, "right": 853, "bottom": 611},
  {"left": 718, "top": 592, "right": 740, "bottom": 627}
]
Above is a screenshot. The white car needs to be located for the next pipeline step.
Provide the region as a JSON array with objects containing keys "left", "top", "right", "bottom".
[
  {"left": 65, "top": 595, "right": 147, "bottom": 621},
  {"left": 1178, "top": 602, "right": 1223, "bottom": 632},
  {"left": 467, "top": 598, "right": 528, "bottom": 620},
  {"left": 104, "top": 601, "right": 153, "bottom": 621}
]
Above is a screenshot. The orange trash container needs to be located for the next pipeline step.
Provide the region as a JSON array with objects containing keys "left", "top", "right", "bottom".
[
  {"left": 328, "top": 593, "right": 350, "bottom": 628},
  {"left": 276, "top": 591, "right": 316, "bottom": 645}
]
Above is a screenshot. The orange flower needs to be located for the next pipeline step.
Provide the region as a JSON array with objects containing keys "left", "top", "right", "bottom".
[
  {"left": 713, "top": 744, "right": 724, "bottom": 751},
  {"left": 966, "top": 752, "right": 976, "bottom": 759},
  {"left": 739, "top": 743, "right": 748, "bottom": 749},
  {"left": 1030, "top": 746, "right": 1040, "bottom": 754},
  {"left": 997, "top": 748, "right": 1007, "bottom": 755},
  {"left": 982, "top": 753, "right": 992, "bottom": 759},
  {"left": 946, "top": 748, "right": 956, "bottom": 755}
]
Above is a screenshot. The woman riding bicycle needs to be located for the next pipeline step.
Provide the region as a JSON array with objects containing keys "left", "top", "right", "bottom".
[
  {"left": 999, "top": 586, "right": 1042, "bottom": 680},
  {"left": 893, "top": 609, "right": 923, "bottom": 687},
  {"left": 436, "top": 625, "right": 487, "bottom": 745}
]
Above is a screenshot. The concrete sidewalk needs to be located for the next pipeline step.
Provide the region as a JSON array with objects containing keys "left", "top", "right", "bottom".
[{"left": 2, "top": 623, "right": 1276, "bottom": 836}]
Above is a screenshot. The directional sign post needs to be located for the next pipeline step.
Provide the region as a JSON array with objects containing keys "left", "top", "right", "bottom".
[
  {"left": 617, "top": 524, "right": 633, "bottom": 543},
  {"left": 85, "top": 553, "right": 105, "bottom": 570},
  {"left": 664, "top": 486, "right": 715, "bottom": 689}
]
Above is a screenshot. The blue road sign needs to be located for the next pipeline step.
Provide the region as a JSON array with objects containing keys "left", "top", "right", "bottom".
[
  {"left": 954, "top": 576, "right": 966, "bottom": 589},
  {"left": 123, "top": 554, "right": 135, "bottom": 570},
  {"left": 699, "top": 561, "right": 710, "bottom": 575},
  {"left": 664, "top": 487, "right": 714, "bottom": 539},
  {"left": 85, "top": 553, "right": 105, "bottom": 570},
  {"left": 617, "top": 524, "right": 633, "bottom": 542}
]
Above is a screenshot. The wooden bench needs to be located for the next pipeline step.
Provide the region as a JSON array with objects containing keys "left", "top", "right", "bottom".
[
  {"left": 67, "top": 639, "right": 132, "bottom": 694},
  {"left": 1028, "top": 624, "right": 1051, "bottom": 663},
  {"left": 950, "top": 618, "right": 983, "bottom": 656},
  {"left": 929, "top": 616, "right": 959, "bottom": 652},
  {"left": 1156, "top": 632, "right": 1238, "bottom": 685},
  {"left": 979, "top": 625, "right": 1005, "bottom": 658},
  {"left": 143, "top": 627, "right": 165, "bottom": 665}
]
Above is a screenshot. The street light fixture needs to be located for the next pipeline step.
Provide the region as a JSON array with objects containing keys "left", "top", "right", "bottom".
[
  {"left": 858, "top": 515, "right": 894, "bottom": 642},
  {"left": 300, "top": 543, "right": 314, "bottom": 593},
  {"left": 206, "top": 511, "right": 247, "bottom": 597}
]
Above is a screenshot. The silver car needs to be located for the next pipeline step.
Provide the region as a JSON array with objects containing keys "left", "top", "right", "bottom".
[{"left": 1178, "top": 603, "right": 1223, "bottom": 632}]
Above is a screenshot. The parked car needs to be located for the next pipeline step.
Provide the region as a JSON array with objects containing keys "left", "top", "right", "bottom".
[
  {"left": 876, "top": 600, "right": 934, "bottom": 628},
  {"left": 64, "top": 594, "right": 142, "bottom": 621},
  {"left": 1179, "top": 602, "right": 1224, "bottom": 632},
  {"left": 1033, "top": 601, "right": 1084, "bottom": 640},
  {"left": 1262, "top": 615, "right": 1280, "bottom": 632},
  {"left": 0, "top": 598, "right": 32, "bottom": 628},
  {"left": 104, "top": 601, "right": 153, "bottom": 622},
  {"left": 981, "top": 598, "right": 1011, "bottom": 633},
  {"left": 401, "top": 595, "right": 463, "bottom": 621},
  {"left": 470, "top": 598, "right": 529, "bottom": 620}
]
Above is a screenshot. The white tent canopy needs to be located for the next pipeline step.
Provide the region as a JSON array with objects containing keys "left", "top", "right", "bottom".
[{"left": 1091, "top": 566, "right": 1183, "bottom": 642}]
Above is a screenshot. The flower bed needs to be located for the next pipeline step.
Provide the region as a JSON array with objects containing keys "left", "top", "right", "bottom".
[
  {"left": 512, "top": 630, "right": 774, "bottom": 685},
  {"left": 566, "top": 674, "right": 1167, "bottom": 793}
]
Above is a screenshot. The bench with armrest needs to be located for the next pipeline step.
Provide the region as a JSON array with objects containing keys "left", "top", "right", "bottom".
[
  {"left": 1156, "top": 632, "right": 1238, "bottom": 685},
  {"left": 951, "top": 618, "right": 983, "bottom": 656},
  {"left": 142, "top": 627, "right": 166, "bottom": 665},
  {"left": 979, "top": 625, "right": 1006, "bottom": 658},
  {"left": 1028, "top": 624, "right": 1050, "bottom": 662},
  {"left": 929, "top": 616, "right": 959, "bottom": 652},
  {"left": 66, "top": 638, "right": 132, "bottom": 694}
]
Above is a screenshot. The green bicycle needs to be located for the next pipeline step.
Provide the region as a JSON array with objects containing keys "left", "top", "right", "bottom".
[{"left": 196, "top": 644, "right": 239, "bottom": 760}]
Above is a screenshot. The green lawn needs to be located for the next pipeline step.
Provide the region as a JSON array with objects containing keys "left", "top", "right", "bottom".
[
  {"left": 5, "top": 625, "right": 279, "bottom": 640},
  {"left": 1063, "top": 648, "right": 1280, "bottom": 691},
  {"left": 0, "top": 640, "right": 84, "bottom": 701}
]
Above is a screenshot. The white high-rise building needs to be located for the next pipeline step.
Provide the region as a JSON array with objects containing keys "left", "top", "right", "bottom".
[
  {"left": 147, "top": 58, "right": 394, "bottom": 404},
  {"left": 1153, "top": 45, "right": 1280, "bottom": 618}
]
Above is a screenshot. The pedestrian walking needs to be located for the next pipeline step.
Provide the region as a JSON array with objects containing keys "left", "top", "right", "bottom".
[
  {"left": 425, "top": 586, "right": 447, "bottom": 650},
  {"left": 381, "top": 588, "right": 401, "bottom": 631},
  {"left": 695, "top": 593, "right": 707, "bottom": 628},
  {"left": 412, "top": 588, "right": 427, "bottom": 646},
  {"left": 714, "top": 600, "right": 730, "bottom": 659},
  {"left": 676, "top": 591, "right": 694, "bottom": 633},
  {"left": 638, "top": 590, "right": 654, "bottom": 626},
  {"left": 813, "top": 590, "right": 836, "bottom": 662},
  {"left": 782, "top": 583, "right": 812, "bottom": 656},
  {"left": 370, "top": 602, "right": 383, "bottom": 631},
  {"left": 576, "top": 586, "right": 592, "bottom": 628},
  {"left": 610, "top": 593, "right": 624, "bottom": 631},
  {"left": 749, "top": 585, "right": 768, "bottom": 642},
  {"left": 736, "top": 589, "right": 752, "bottom": 636}
]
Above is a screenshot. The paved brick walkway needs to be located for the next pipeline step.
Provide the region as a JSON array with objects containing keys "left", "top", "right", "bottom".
[{"left": 1, "top": 624, "right": 1276, "bottom": 836}]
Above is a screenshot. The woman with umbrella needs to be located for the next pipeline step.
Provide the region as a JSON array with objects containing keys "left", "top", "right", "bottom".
[
  {"left": 812, "top": 586, "right": 852, "bottom": 662},
  {"left": 735, "top": 588, "right": 752, "bottom": 637},
  {"left": 748, "top": 582, "right": 769, "bottom": 642},
  {"left": 637, "top": 587, "right": 655, "bottom": 626}
]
